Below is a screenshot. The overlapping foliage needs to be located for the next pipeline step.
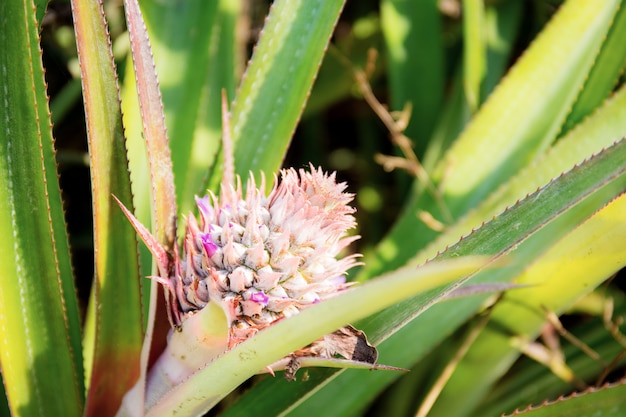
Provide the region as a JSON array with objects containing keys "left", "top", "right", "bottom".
[{"left": 1, "top": 0, "right": 625, "bottom": 416}]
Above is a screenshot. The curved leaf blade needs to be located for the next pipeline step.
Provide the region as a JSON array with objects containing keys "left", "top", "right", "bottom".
[
  {"left": 562, "top": 1, "right": 626, "bottom": 132},
  {"left": 0, "top": 0, "right": 83, "bottom": 415},
  {"left": 501, "top": 380, "right": 626, "bottom": 417},
  {"left": 138, "top": 0, "right": 239, "bottom": 214},
  {"left": 221, "top": 138, "right": 626, "bottom": 416},
  {"left": 436, "top": 0, "right": 619, "bottom": 211},
  {"left": 123, "top": 0, "right": 176, "bottom": 249},
  {"left": 71, "top": 0, "right": 143, "bottom": 415},
  {"left": 120, "top": 0, "right": 181, "bottom": 414},
  {"left": 207, "top": 0, "right": 347, "bottom": 190},
  {"left": 430, "top": 192, "right": 626, "bottom": 416},
  {"left": 480, "top": 299, "right": 626, "bottom": 416},
  {"left": 362, "top": 0, "right": 621, "bottom": 278},
  {"left": 146, "top": 258, "right": 488, "bottom": 416},
  {"left": 414, "top": 82, "right": 626, "bottom": 267}
]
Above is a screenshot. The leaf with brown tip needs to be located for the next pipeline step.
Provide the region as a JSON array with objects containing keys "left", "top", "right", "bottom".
[
  {"left": 71, "top": 0, "right": 143, "bottom": 415},
  {"left": 123, "top": 0, "right": 177, "bottom": 250}
]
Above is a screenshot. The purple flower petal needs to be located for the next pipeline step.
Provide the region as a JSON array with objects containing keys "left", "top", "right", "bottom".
[
  {"left": 250, "top": 291, "right": 269, "bottom": 304},
  {"left": 195, "top": 195, "right": 212, "bottom": 219},
  {"left": 199, "top": 232, "right": 217, "bottom": 257}
]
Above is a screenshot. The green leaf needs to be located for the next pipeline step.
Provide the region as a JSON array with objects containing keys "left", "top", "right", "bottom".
[
  {"left": 34, "top": 0, "right": 48, "bottom": 28},
  {"left": 500, "top": 380, "right": 626, "bottom": 417},
  {"left": 207, "top": 0, "right": 347, "bottom": 190},
  {"left": 562, "top": 1, "right": 626, "bottom": 132},
  {"left": 361, "top": 0, "right": 621, "bottom": 279},
  {"left": 439, "top": 0, "right": 619, "bottom": 209},
  {"left": 415, "top": 81, "right": 626, "bottom": 266},
  {"left": 146, "top": 257, "right": 488, "bottom": 416},
  {"left": 70, "top": 0, "right": 143, "bottom": 415},
  {"left": 123, "top": 0, "right": 177, "bottom": 249},
  {"left": 391, "top": 81, "right": 626, "bottom": 416},
  {"left": 119, "top": 0, "right": 184, "bottom": 414},
  {"left": 139, "top": 0, "right": 238, "bottom": 214},
  {"left": 461, "top": 0, "right": 486, "bottom": 111},
  {"left": 120, "top": 62, "right": 154, "bottom": 325},
  {"left": 412, "top": 72, "right": 626, "bottom": 413},
  {"left": 0, "top": 0, "right": 83, "bottom": 415},
  {"left": 221, "top": 138, "right": 626, "bottom": 416},
  {"left": 381, "top": 0, "right": 444, "bottom": 151},
  {"left": 479, "top": 295, "right": 626, "bottom": 415},
  {"left": 430, "top": 193, "right": 626, "bottom": 416}
]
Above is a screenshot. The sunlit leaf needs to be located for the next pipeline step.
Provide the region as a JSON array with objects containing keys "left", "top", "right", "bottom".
[
  {"left": 0, "top": 0, "right": 83, "bottom": 415},
  {"left": 71, "top": 0, "right": 143, "bottom": 415}
]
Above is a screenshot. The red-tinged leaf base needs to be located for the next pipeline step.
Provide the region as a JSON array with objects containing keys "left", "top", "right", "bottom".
[{"left": 85, "top": 350, "right": 140, "bottom": 417}]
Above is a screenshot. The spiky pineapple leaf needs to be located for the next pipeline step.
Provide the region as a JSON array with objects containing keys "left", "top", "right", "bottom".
[
  {"left": 414, "top": 82, "right": 626, "bottom": 267},
  {"left": 205, "top": 0, "right": 348, "bottom": 192},
  {"left": 119, "top": 0, "right": 182, "bottom": 414},
  {"left": 135, "top": 0, "right": 240, "bottom": 215},
  {"left": 371, "top": 75, "right": 626, "bottom": 417},
  {"left": 0, "top": 0, "right": 83, "bottom": 415},
  {"left": 70, "top": 0, "right": 143, "bottom": 415},
  {"left": 423, "top": 84, "right": 626, "bottom": 417},
  {"left": 144, "top": 257, "right": 488, "bottom": 416},
  {"left": 479, "top": 295, "right": 626, "bottom": 416},
  {"left": 430, "top": 193, "right": 626, "bottom": 416},
  {"left": 561, "top": 1, "right": 626, "bottom": 132},
  {"left": 219, "top": 137, "right": 626, "bottom": 416},
  {"left": 361, "top": 0, "right": 622, "bottom": 278},
  {"left": 34, "top": 0, "right": 48, "bottom": 28},
  {"left": 501, "top": 380, "right": 626, "bottom": 417},
  {"left": 123, "top": 0, "right": 176, "bottom": 250}
]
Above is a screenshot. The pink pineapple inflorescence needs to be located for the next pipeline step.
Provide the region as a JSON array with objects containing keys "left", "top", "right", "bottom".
[{"left": 173, "top": 165, "right": 361, "bottom": 347}]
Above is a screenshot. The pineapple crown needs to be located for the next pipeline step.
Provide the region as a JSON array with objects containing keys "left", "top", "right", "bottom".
[
  {"left": 174, "top": 165, "right": 361, "bottom": 344},
  {"left": 114, "top": 95, "right": 362, "bottom": 349}
]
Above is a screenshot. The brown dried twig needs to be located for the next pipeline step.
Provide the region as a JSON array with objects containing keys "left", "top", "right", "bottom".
[{"left": 330, "top": 46, "right": 453, "bottom": 225}]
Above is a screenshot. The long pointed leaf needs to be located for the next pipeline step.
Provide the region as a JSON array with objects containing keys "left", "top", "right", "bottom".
[
  {"left": 480, "top": 299, "right": 626, "bottom": 415},
  {"left": 138, "top": 0, "right": 238, "bottom": 214},
  {"left": 415, "top": 82, "right": 626, "bottom": 266},
  {"left": 381, "top": 0, "right": 444, "bottom": 150},
  {"left": 362, "top": 0, "right": 621, "bottom": 278},
  {"left": 120, "top": 0, "right": 180, "bottom": 414},
  {"left": 123, "top": 0, "right": 176, "bottom": 249},
  {"left": 71, "top": 0, "right": 143, "bottom": 415},
  {"left": 221, "top": 138, "right": 626, "bottom": 416},
  {"left": 0, "top": 0, "right": 83, "bottom": 414},
  {"left": 207, "top": 0, "right": 347, "bottom": 190},
  {"left": 562, "top": 1, "right": 626, "bottom": 132},
  {"left": 499, "top": 380, "right": 626, "bottom": 417},
  {"left": 431, "top": 193, "right": 626, "bottom": 416},
  {"left": 146, "top": 257, "right": 488, "bottom": 416}
]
